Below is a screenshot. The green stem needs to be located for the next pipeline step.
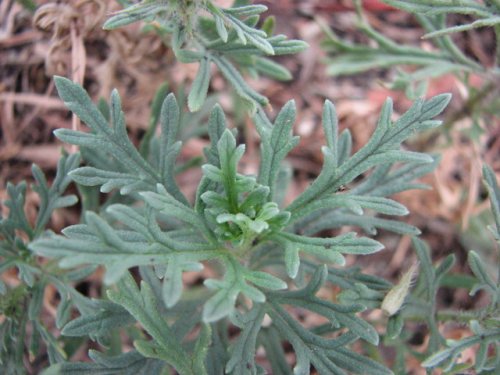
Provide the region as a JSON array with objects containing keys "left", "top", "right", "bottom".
[
  {"left": 235, "top": 233, "right": 259, "bottom": 258},
  {"left": 437, "top": 309, "right": 480, "bottom": 323},
  {"left": 404, "top": 307, "right": 498, "bottom": 327},
  {"left": 416, "top": 14, "right": 483, "bottom": 72}
]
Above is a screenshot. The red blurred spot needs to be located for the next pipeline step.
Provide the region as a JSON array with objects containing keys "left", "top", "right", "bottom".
[{"left": 315, "top": 0, "right": 396, "bottom": 13}]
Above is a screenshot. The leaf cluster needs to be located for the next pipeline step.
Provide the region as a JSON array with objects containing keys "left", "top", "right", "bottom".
[
  {"left": 26, "top": 71, "right": 452, "bottom": 374},
  {"left": 1, "top": 1, "right": 472, "bottom": 374},
  {"left": 104, "top": 0, "right": 307, "bottom": 112},
  {"left": 378, "top": 166, "right": 500, "bottom": 374},
  {"left": 420, "top": 166, "right": 500, "bottom": 374},
  {"left": 321, "top": 0, "right": 500, "bottom": 363},
  {"left": 321, "top": 0, "right": 500, "bottom": 100},
  {"left": 0, "top": 154, "right": 99, "bottom": 373}
]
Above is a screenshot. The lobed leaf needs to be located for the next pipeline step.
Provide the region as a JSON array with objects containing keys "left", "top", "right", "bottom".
[
  {"left": 188, "top": 58, "right": 212, "bottom": 112},
  {"left": 41, "top": 350, "right": 164, "bottom": 375},
  {"left": 203, "top": 258, "right": 286, "bottom": 323},
  {"left": 107, "top": 273, "right": 197, "bottom": 373},
  {"left": 226, "top": 305, "right": 266, "bottom": 375},
  {"left": 61, "top": 300, "right": 134, "bottom": 338},
  {"left": 256, "top": 100, "right": 299, "bottom": 199},
  {"left": 29, "top": 210, "right": 218, "bottom": 285},
  {"left": 267, "top": 300, "right": 390, "bottom": 375},
  {"left": 468, "top": 251, "right": 499, "bottom": 302}
]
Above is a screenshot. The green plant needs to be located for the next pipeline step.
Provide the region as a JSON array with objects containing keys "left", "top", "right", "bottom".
[
  {"left": 419, "top": 165, "right": 500, "bottom": 374},
  {"left": 373, "top": 165, "right": 499, "bottom": 375},
  {"left": 0, "top": 154, "right": 98, "bottom": 373},
  {"left": 25, "top": 71, "right": 451, "bottom": 374},
  {"left": 320, "top": 3, "right": 500, "bottom": 372},
  {"left": 103, "top": 0, "right": 306, "bottom": 113},
  {"left": 4, "top": 1, "right": 499, "bottom": 374},
  {"left": 321, "top": 0, "right": 500, "bottom": 134}
]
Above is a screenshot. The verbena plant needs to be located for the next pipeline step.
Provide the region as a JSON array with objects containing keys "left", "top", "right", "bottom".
[
  {"left": 321, "top": 0, "right": 500, "bottom": 135},
  {"left": 321, "top": 2, "right": 500, "bottom": 373},
  {"left": 1, "top": 0, "right": 497, "bottom": 374},
  {"left": 32, "top": 77, "right": 449, "bottom": 375},
  {"left": 104, "top": 0, "right": 307, "bottom": 112},
  {"left": 420, "top": 167, "right": 500, "bottom": 373},
  {"left": 378, "top": 167, "right": 500, "bottom": 374}
]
